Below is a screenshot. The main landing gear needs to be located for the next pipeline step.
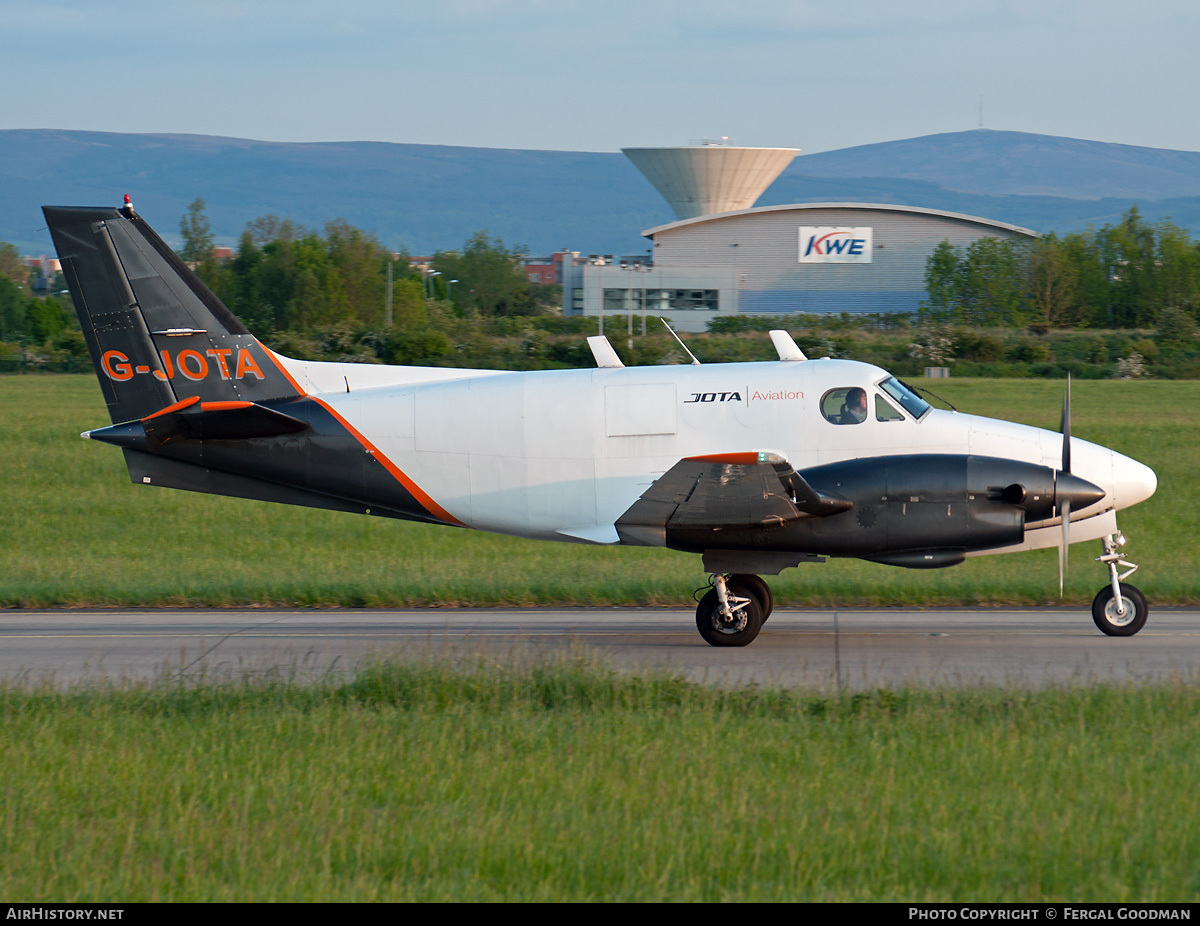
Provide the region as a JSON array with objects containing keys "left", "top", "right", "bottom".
[
  {"left": 1091, "top": 532, "right": 1148, "bottom": 636},
  {"left": 695, "top": 532, "right": 1149, "bottom": 645},
  {"left": 695, "top": 573, "right": 774, "bottom": 647}
]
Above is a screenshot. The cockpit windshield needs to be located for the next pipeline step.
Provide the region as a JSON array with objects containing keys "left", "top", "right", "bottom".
[{"left": 879, "top": 376, "right": 931, "bottom": 420}]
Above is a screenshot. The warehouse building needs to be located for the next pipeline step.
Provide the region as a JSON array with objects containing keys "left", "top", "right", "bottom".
[{"left": 563, "top": 145, "right": 1037, "bottom": 332}]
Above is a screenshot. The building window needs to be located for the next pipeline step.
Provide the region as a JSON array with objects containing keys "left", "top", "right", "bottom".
[{"left": 601, "top": 288, "right": 718, "bottom": 312}]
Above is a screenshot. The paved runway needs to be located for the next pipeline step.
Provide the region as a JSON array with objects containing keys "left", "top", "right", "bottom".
[{"left": 2, "top": 607, "right": 1198, "bottom": 690}]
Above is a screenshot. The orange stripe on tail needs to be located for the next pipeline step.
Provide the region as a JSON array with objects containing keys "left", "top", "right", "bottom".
[{"left": 142, "top": 395, "right": 201, "bottom": 421}]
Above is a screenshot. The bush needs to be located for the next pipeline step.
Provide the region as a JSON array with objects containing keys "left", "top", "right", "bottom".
[
  {"left": 1155, "top": 307, "right": 1199, "bottom": 345},
  {"left": 1007, "top": 338, "right": 1051, "bottom": 363},
  {"left": 953, "top": 329, "right": 1006, "bottom": 362},
  {"left": 1129, "top": 337, "right": 1159, "bottom": 363}
]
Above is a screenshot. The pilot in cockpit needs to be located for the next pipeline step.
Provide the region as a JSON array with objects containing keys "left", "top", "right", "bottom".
[{"left": 839, "top": 387, "right": 868, "bottom": 424}]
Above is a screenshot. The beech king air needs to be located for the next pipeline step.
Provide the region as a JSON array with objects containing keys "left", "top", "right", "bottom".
[{"left": 44, "top": 201, "right": 1158, "bottom": 646}]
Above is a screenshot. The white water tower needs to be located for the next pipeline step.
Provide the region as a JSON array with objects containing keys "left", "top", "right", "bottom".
[{"left": 621, "top": 142, "right": 800, "bottom": 220}]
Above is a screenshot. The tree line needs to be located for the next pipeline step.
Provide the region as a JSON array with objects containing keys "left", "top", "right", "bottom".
[
  {"left": 177, "top": 198, "right": 557, "bottom": 365},
  {"left": 922, "top": 206, "right": 1200, "bottom": 330},
  {"left": 183, "top": 199, "right": 550, "bottom": 327},
  {"left": 5, "top": 200, "right": 1200, "bottom": 375},
  {"left": 0, "top": 241, "right": 80, "bottom": 363},
  {"left": 0, "top": 198, "right": 558, "bottom": 368}
]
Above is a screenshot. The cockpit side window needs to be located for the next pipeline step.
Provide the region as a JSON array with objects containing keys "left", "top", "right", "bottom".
[
  {"left": 875, "top": 394, "right": 905, "bottom": 422},
  {"left": 820, "top": 387, "right": 868, "bottom": 425}
]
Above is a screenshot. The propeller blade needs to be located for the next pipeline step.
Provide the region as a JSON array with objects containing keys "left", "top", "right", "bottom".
[
  {"left": 1058, "top": 374, "right": 1074, "bottom": 597},
  {"left": 1060, "top": 374, "right": 1072, "bottom": 474},
  {"left": 1059, "top": 498, "right": 1070, "bottom": 597}
]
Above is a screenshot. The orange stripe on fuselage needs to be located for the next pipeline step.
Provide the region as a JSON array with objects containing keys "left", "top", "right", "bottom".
[
  {"left": 259, "top": 347, "right": 462, "bottom": 526},
  {"left": 309, "top": 395, "right": 464, "bottom": 527},
  {"left": 261, "top": 347, "right": 307, "bottom": 397}
]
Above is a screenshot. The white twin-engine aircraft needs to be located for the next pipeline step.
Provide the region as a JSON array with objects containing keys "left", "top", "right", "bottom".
[{"left": 45, "top": 201, "right": 1158, "bottom": 647}]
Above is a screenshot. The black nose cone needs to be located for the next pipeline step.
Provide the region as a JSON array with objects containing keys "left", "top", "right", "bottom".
[{"left": 1055, "top": 472, "right": 1105, "bottom": 512}]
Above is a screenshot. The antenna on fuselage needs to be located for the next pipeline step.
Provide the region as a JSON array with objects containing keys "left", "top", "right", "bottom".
[
  {"left": 586, "top": 335, "right": 625, "bottom": 369},
  {"left": 911, "top": 383, "right": 958, "bottom": 412},
  {"left": 769, "top": 330, "right": 807, "bottom": 361},
  {"left": 659, "top": 318, "right": 701, "bottom": 365}
]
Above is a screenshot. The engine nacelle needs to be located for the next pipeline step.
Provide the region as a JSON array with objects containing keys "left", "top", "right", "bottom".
[
  {"left": 795, "top": 454, "right": 1058, "bottom": 557},
  {"left": 671, "top": 454, "right": 1099, "bottom": 566}
]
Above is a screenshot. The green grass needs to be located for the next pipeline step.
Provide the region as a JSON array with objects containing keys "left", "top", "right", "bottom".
[
  {"left": 1, "top": 660, "right": 1198, "bottom": 901},
  {"left": 0, "top": 374, "right": 1194, "bottom": 608}
]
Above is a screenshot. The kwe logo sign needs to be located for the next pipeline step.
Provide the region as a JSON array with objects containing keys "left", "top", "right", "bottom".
[{"left": 798, "top": 227, "right": 873, "bottom": 264}]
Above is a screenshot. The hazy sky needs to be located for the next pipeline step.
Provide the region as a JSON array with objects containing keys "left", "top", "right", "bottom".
[{"left": 3, "top": 0, "right": 1198, "bottom": 154}]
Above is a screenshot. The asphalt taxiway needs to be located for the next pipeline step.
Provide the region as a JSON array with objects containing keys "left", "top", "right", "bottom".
[{"left": 1, "top": 607, "right": 1198, "bottom": 689}]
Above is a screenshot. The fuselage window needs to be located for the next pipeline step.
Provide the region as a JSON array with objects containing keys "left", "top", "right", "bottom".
[
  {"left": 820, "top": 387, "right": 868, "bottom": 425},
  {"left": 875, "top": 394, "right": 905, "bottom": 422}
]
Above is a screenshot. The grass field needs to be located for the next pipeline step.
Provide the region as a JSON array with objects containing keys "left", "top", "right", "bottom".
[
  {"left": 0, "top": 374, "right": 1194, "bottom": 608},
  {"left": 3, "top": 375, "right": 1198, "bottom": 902},
  {"left": 0, "top": 660, "right": 1197, "bottom": 902}
]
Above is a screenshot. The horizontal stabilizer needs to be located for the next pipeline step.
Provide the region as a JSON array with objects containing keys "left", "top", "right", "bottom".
[{"left": 85, "top": 398, "right": 310, "bottom": 450}]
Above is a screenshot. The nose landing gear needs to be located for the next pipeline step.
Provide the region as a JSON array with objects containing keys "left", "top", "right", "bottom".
[{"left": 1091, "top": 532, "right": 1147, "bottom": 636}]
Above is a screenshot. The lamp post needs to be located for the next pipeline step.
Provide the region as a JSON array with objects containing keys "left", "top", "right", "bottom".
[
  {"left": 446, "top": 279, "right": 458, "bottom": 302},
  {"left": 594, "top": 256, "right": 605, "bottom": 336},
  {"left": 425, "top": 269, "right": 441, "bottom": 299},
  {"left": 641, "top": 276, "right": 647, "bottom": 337},
  {"left": 621, "top": 263, "right": 651, "bottom": 350}
]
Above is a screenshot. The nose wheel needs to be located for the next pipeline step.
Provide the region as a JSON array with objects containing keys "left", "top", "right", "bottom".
[
  {"left": 1092, "top": 584, "right": 1147, "bottom": 636},
  {"left": 1092, "top": 532, "right": 1148, "bottom": 636}
]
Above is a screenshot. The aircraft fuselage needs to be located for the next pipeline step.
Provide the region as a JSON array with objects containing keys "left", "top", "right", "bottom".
[{"left": 114, "top": 355, "right": 1152, "bottom": 563}]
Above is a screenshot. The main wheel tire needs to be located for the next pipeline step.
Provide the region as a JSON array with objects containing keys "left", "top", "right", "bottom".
[
  {"left": 1091, "top": 584, "right": 1148, "bottom": 636},
  {"left": 695, "top": 587, "right": 764, "bottom": 647},
  {"left": 730, "top": 574, "right": 773, "bottom": 621}
]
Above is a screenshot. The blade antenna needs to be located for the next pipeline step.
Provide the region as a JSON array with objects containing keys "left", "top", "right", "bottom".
[
  {"left": 912, "top": 383, "right": 957, "bottom": 412},
  {"left": 659, "top": 318, "right": 701, "bottom": 365}
]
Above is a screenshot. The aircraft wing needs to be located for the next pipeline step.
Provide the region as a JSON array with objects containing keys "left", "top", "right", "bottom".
[{"left": 615, "top": 452, "right": 850, "bottom": 546}]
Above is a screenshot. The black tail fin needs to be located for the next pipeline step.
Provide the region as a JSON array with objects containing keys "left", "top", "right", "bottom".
[{"left": 43, "top": 203, "right": 302, "bottom": 424}]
